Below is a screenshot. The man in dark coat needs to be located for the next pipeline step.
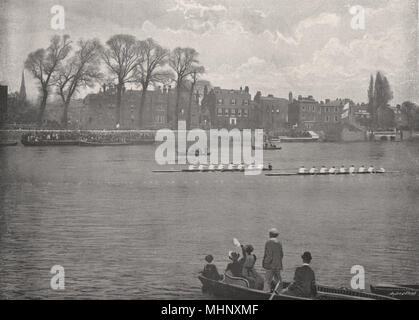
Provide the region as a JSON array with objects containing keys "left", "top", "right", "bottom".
[
  {"left": 262, "top": 228, "right": 284, "bottom": 292},
  {"left": 283, "top": 251, "right": 317, "bottom": 298}
]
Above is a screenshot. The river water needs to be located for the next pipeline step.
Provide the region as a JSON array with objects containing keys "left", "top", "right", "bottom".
[{"left": 0, "top": 142, "right": 418, "bottom": 299}]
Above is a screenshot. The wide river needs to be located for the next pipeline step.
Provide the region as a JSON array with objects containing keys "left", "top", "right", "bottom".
[{"left": 0, "top": 141, "right": 418, "bottom": 299}]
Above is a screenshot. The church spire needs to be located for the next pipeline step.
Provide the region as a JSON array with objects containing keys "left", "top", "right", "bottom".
[{"left": 19, "top": 70, "right": 26, "bottom": 102}]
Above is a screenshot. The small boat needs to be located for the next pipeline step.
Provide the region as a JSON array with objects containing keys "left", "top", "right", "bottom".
[
  {"left": 0, "top": 141, "right": 18, "bottom": 147},
  {"left": 370, "top": 283, "right": 419, "bottom": 300},
  {"left": 252, "top": 145, "right": 282, "bottom": 150},
  {"left": 21, "top": 139, "right": 79, "bottom": 146},
  {"left": 199, "top": 275, "right": 395, "bottom": 300},
  {"left": 266, "top": 170, "right": 387, "bottom": 177}
]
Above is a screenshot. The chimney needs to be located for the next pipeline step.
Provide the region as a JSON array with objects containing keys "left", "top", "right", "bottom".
[
  {"left": 289, "top": 91, "right": 293, "bottom": 102},
  {"left": 325, "top": 99, "right": 330, "bottom": 104},
  {"left": 244, "top": 86, "right": 249, "bottom": 93}
]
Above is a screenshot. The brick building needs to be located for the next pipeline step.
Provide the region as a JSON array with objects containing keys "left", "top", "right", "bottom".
[
  {"left": 80, "top": 85, "right": 199, "bottom": 129},
  {"left": 211, "top": 86, "right": 252, "bottom": 129},
  {"left": 254, "top": 92, "right": 289, "bottom": 131}
]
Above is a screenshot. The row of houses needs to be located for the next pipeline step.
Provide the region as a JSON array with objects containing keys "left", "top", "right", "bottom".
[{"left": 79, "top": 84, "right": 358, "bottom": 133}]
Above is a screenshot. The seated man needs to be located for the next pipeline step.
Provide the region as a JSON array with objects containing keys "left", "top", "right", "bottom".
[
  {"left": 319, "top": 166, "right": 327, "bottom": 174},
  {"left": 339, "top": 165, "right": 346, "bottom": 174},
  {"left": 329, "top": 166, "right": 336, "bottom": 174},
  {"left": 367, "top": 165, "right": 375, "bottom": 173},
  {"left": 358, "top": 165, "right": 366, "bottom": 173},
  {"left": 298, "top": 166, "right": 306, "bottom": 174},
  {"left": 201, "top": 255, "right": 222, "bottom": 281},
  {"left": 349, "top": 165, "right": 356, "bottom": 174},
  {"left": 282, "top": 252, "right": 317, "bottom": 298}
]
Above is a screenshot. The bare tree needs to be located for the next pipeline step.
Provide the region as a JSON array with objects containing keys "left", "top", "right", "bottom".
[
  {"left": 169, "top": 47, "right": 200, "bottom": 130},
  {"left": 134, "top": 38, "right": 171, "bottom": 127},
  {"left": 102, "top": 34, "right": 141, "bottom": 127},
  {"left": 54, "top": 39, "right": 103, "bottom": 127},
  {"left": 25, "top": 35, "right": 72, "bottom": 125},
  {"left": 186, "top": 66, "right": 205, "bottom": 129}
]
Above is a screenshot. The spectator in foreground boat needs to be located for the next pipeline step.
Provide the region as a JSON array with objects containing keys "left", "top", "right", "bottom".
[
  {"left": 240, "top": 244, "right": 264, "bottom": 290},
  {"left": 262, "top": 228, "right": 284, "bottom": 292},
  {"left": 349, "top": 165, "right": 356, "bottom": 174},
  {"left": 282, "top": 251, "right": 317, "bottom": 298},
  {"left": 201, "top": 255, "right": 222, "bottom": 281},
  {"left": 226, "top": 251, "right": 243, "bottom": 278}
]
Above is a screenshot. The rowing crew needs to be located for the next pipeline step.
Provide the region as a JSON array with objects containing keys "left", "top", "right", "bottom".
[
  {"left": 298, "top": 165, "right": 385, "bottom": 174},
  {"left": 187, "top": 163, "right": 273, "bottom": 171}
]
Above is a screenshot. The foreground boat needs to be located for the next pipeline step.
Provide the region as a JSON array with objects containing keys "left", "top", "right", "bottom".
[
  {"left": 370, "top": 284, "right": 419, "bottom": 300},
  {"left": 199, "top": 275, "right": 396, "bottom": 300}
]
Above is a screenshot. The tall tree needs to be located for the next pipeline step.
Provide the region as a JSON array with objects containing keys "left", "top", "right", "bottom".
[
  {"left": 134, "top": 38, "right": 171, "bottom": 127},
  {"left": 54, "top": 39, "right": 103, "bottom": 127},
  {"left": 371, "top": 72, "right": 393, "bottom": 128},
  {"left": 367, "top": 74, "right": 374, "bottom": 128},
  {"left": 401, "top": 101, "right": 418, "bottom": 134},
  {"left": 169, "top": 47, "right": 200, "bottom": 130},
  {"left": 25, "top": 35, "right": 72, "bottom": 125},
  {"left": 186, "top": 66, "right": 205, "bottom": 129},
  {"left": 102, "top": 34, "right": 141, "bottom": 127}
]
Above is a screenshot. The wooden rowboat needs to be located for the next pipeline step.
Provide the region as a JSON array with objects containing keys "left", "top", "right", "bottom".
[
  {"left": 199, "top": 275, "right": 396, "bottom": 300},
  {"left": 370, "top": 284, "right": 419, "bottom": 300}
]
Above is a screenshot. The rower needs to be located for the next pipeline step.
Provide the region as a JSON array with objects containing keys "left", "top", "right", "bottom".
[
  {"left": 208, "top": 164, "right": 215, "bottom": 171},
  {"left": 268, "top": 163, "right": 273, "bottom": 171},
  {"left": 188, "top": 164, "right": 197, "bottom": 171},
  {"left": 339, "top": 165, "right": 346, "bottom": 174},
  {"left": 218, "top": 164, "right": 224, "bottom": 171},
  {"left": 358, "top": 165, "right": 366, "bottom": 173},
  {"left": 379, "top": 167, "right": 385, "bottom": 173},
  {"left": 198, "top": 164, "right": 206, "bottom": 171},
  {"left": 247, "top": 164, "right": 255, "bottom": 170},
  {"left": 319, "top": 166, "right": 327, "bottom": 174},
  {"left": 349, "top": 165, "right": 356, "bottom": 174},
  {"left": 228, "top": 162, "right": 235, "bottom": 170},
  {"left": 237, "top": 163, "right": 245, "bottom": 171},
  {"left": 298, "top": 166, "right": 306, "bottom": 174},
  {"left": 309, "top": 166, "right": 317, "bottom": 174},
  {"left": 329, "top": 166, "right": 336, "bottom": 174},
  {"left": 367, "top": 165, "right": 375, "bottom": 174}
]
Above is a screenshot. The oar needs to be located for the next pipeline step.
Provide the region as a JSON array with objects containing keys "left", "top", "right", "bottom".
[
  {"left": 233, "top": 238, "right": 241, "bottom": 248},
  {"left": 269, "top": 280, "right": 282, "bottom": 300}
]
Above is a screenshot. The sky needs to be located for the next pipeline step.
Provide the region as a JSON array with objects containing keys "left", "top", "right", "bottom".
[{"left": 0, "top": 0, "right": 418, "bottom": 104}]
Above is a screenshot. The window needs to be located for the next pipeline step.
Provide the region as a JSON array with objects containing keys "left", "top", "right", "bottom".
[
  {"left": 224, "top": 109, "right": 229, "bottom": 117},
  {"left": 217, "top": 108, "right": 223, "bottom": 116},
  {"left": 231, "top": 99, "right": 236, "bottom": 105},
  {"left": 243, "top": 100, "right": 249, "bottom": 105},
  {"left": 326, "top": 116, "right": 330, "bottom": 122},
  {"left": 335, "top": 107, "right": 338, "bottom": 112},
  {"left": 217, "top": 99, "right": 223, "bottom": 105},
  {"left": 230, "top": 117, "right": 237, "bottom": 125},
  {"left": 238, "top": 109, "right": 242, "bottom": 117},
  {"left": 277, "top": 109, "right": 280, "bottom": 113},
  {"left": 243, "top": 109, "right": 248, "bottom": 117},
  {"left": 335, "top": 116, "right": 338, "bottom": 122},
  {"left": 231, "top": 108, "right": 236, "bottom": 115},
  {"left": 302, "top": 106, "right": 306, "bottom": 111}
]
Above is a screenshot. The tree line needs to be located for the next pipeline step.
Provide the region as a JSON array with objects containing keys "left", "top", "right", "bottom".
[
  {"left": 25, "top": 34, "right": 205, "bottom": 129},
  {"left": 367, "top": 72, "right": 419, "bottom": 132}
]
